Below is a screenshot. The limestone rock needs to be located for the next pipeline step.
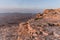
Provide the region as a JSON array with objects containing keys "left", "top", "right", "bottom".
[
  {"left": 36, "top": 13, "right": 43, "bottom": 18},
  {"left": 1, "top": 8, "right": 60, "bottom": 40}
]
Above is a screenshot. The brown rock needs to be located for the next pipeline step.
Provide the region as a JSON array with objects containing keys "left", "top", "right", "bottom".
[
  {"left": 43, "top": 9, "right": 55, "bottom": 14},
  {"left": 36, "top": 13, "right": 43, "bottom": 19}
]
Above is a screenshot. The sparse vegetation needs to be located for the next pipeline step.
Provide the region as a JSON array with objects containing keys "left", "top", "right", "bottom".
[
  {"left": 47, "top": 23, "right": 55, "bottom": 26},
  {"left": 35, "top": 18, "right": 40, "bottom": 20},
  {"left": 35, "top": 17, "right": 43, "bottom": 20},
  {"left": 37, "top": 24, "right": 41, "bottom": 26}
]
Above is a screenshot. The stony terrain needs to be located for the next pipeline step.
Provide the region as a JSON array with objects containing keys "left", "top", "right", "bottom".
[
  {"left": 19, "top": 8, "right": 60, "bottom": 40},
  {"left": 0, "top": 13, "right": 34, "bottom": 40},
  {"left": 1, "top": 8, "right": 60, "bottom": 40}
]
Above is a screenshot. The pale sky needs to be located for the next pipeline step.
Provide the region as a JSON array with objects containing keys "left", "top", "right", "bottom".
[
  {"left": 0, "top": 0, "right": 60, "bottom": 9},
  {"left": 0, "top": 0, "right": 60, "bottom": 13}
]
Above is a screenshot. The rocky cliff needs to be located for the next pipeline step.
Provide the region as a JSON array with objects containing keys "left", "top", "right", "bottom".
[
  {"left": 19, "top": 8, "right": 60, "bottom": 40},
  {"left": 1, "top": 8, "right": 60, "bottom": 40}
]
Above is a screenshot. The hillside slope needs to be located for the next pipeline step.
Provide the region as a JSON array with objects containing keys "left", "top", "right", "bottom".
[
  {"left": 19, "top": 9, "right": 60, "bottom": 40},
  {"left": 1, "top": 9, "right": 60, "bottom": 40},
  {"left": 0, "top": 13, "right": 34, "bottom": 40}
]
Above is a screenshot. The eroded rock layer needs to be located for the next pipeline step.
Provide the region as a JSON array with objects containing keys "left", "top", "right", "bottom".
[{"left": 1, "top": 8, "right": 60, "bottom": 40}]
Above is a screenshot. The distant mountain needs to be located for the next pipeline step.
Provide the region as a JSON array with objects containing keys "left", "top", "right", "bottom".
[
  {"left": 0, "top": 8, "right": 43, "bottom": 13},
  {"left": 0, "top": 13, "right": 35, "bottom": 25}
]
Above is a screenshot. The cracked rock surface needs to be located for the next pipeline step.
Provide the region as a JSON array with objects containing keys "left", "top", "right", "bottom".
[{"left": 1, "top": 9, "right": 60, "bottom": 40}]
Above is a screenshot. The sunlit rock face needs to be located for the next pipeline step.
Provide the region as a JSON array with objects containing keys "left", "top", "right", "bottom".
[
  {"left": 42, "top": 9, "right": 60, "bottom": 21},
  {"left": 36, "top": 13, "right": 43, "bottom": 19},
  {"left": 1, "top": 8, "right": 60, "bottom": 40},
  {"left": 43, "top": 8, "right": 60, "bottom": 14},
  {"left": 18, "top": 8, "right": 60, "bottom": 40},
  {"left": 56, "top": 8, "right": 60, "bottom": 12},
  {"left": 43, "top": 9, "right": 55, "bottom": 14},
  {"left": 35, "top": 9, "right": 60, "bottom": 21}
]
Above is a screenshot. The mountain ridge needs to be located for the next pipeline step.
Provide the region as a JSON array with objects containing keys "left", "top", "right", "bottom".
[{"left": 19, "top": 8, "right": 60, "bottom": 40}]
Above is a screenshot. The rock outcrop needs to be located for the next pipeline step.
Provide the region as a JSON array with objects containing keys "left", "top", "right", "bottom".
[
  {"left": 1, "top": 8, "right": 60, "bottom": 40},
  {"left": 36, "top": 13, "right": 43, "bottom": 18},
  {"left": 19, "top": 8, "right": 60, "bottom": 40}
]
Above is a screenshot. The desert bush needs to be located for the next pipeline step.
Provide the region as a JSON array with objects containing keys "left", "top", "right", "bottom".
[
  {"left": 37, "top": 25, "right": 41, "bottom": 26},
  {"left": 47, "top": 23, "right": 55, "bottom": 26},
  {"left": 35, "top": 17, "right": 43, "bottom": 20},
  {"left": 35, "top": 18, "right": 39, "bottom": 20}
]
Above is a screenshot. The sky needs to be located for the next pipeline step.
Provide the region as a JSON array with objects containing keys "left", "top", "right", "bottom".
[
  {"left": 0, "top": 0, "right": 60, "bottom": 9},
  {"left": 0, "top": 0, "right": 60, "bottom": 13}
]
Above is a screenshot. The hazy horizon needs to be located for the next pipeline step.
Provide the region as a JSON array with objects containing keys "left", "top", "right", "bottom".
[
  {"left": 0, "top": 0, "right": 60, "bottom": 13},
  {"left": 0, "top": 8, "right": 43, "bottom": 13}
]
